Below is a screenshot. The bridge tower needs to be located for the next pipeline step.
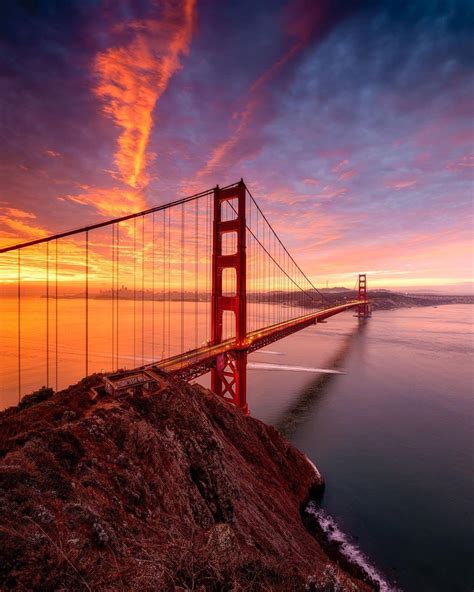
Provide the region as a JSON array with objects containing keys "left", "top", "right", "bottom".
[
  {"left": 357, "top": 273, "right": 371, "bottom": 318},
  {"left": 211, "top": 180, "right": 248, "bottom": 414}
]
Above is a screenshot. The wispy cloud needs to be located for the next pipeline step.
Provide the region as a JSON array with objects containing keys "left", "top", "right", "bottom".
[
  {"left": 94, "top": 1, "right": 195, "bottom": 191},
  {"left": 45, "top": 149, "right": 61, "bottom": 158},
  {"left": 82, "top": 0, "right": 197, "bottom": 218},
  {"left": 185, "top": 1, "right": 349, "bottom": 189},
  {"left": 385, "top": 179, "right": 418, "bottom": 191},
  {"left": 0, "top": 207, "right": 48, "bottom": 248}
]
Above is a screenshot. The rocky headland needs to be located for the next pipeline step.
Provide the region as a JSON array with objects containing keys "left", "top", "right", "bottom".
[{"left": 0, "top": 371, "right": 374, "bottom": 591}]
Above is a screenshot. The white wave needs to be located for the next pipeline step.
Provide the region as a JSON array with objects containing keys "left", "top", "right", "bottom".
[
  {"left": 257, "top": 350, "right": 285, "bottom": 356},
  {"left": 247, "top": 362, "right": 345, "bottom": 374},
  {"left": 306, "top": 502, "right": 400, "bottom": 592},
  {"left": 303, "top": 454, "right": 322, "bottom": 480}
]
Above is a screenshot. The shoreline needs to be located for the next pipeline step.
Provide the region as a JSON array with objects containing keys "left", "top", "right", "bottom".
[
  {"left": 303, "top": 500, "right": 398, "bottom": 592},
  {"left": 0, "top": 372, "right": 374, "bottom": 591}
]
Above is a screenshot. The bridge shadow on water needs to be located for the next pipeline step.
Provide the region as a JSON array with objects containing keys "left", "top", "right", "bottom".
[{"left": 274, "top": 319, "right": 369, "bottom": 440}]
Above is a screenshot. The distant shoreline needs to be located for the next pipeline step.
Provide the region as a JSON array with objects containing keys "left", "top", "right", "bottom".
[{"left": 35, "top": 291, "right": 473, "bottom": 312}]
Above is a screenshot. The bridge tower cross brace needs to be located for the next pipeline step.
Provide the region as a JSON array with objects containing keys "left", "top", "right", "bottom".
[
  {"left": 358, "top": 273, "right": 371, "bottom": 318},
  {"left": 211, "top": 181, "right": 248, "bottom": 414}
]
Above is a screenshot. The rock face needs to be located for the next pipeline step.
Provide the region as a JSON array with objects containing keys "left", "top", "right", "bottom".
[{"left": 0, "top": 372, "right": 372, "bottom": 591}]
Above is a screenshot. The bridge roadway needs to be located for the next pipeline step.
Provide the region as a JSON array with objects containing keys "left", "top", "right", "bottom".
[{"left": 146, "top": 300, "right": 365, "bottom": 382}]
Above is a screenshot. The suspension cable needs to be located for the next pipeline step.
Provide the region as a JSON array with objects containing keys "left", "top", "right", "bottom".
[
  {"left": 85, "top": 230, "right": 89, "bottom": 377},
  {"left": 55, "top": 239, "right": 58, "bottom": 391},
  {"left": 245, "top": 186, "right": 330, "bottom": 304},
  {"left": 228, "top": 198, "right": 326, "bottom": 306}
]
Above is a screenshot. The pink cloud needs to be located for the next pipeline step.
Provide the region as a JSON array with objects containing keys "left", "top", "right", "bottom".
[
  {"left": 45, "top": 149, "right": 61, "bottom": 158},
  {"left": 313, "top": 185, "right": 348, "bottom": 199},
  {"left": 446, "top": 154, "right": 474, "bottom": 172},
  {"left": 329, "top": 159, "right": 357, "bottom": 181},
  {"left": 338, "top": 169, "right": 357, "bottom": 180},
  {"left": 385, "top": 179, "right": 417, "bottom": 191},
  {"left": 331, "top": 159, "right": 349, "bottom": 173}
]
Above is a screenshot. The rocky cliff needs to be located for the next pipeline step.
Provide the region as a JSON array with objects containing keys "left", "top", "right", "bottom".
[{"left": 0, "top": 371, "right": 372, "bottom": 591}]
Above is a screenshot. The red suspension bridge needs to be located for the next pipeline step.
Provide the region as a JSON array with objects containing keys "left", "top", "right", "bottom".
[{"left": 0, "top": 180, "right": 370, "bottom": 413}]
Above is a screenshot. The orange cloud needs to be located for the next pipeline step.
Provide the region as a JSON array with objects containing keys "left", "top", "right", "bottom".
[
  {"left": 68, "top": 186, "right": 148, "bottom": 219},
  {"left": 0, "top": 207, "right": 48, "bottom": 249},
  {"left": 1, "top": 207, "right": 36, "bottom": 219},
  {"left": 94, "top": 0, "right": 196, "bottom": 191}
]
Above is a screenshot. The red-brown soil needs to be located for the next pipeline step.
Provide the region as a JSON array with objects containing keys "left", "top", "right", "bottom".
[{"left": 0, "top": 371, "right": 372, "bottom": 591}]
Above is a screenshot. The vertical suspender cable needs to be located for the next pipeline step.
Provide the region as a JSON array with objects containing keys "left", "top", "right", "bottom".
[
  {"left": 271, "top": 230, "right": 274, "bottom": 320},
  {"left": 270, "top": 231, "right": 273, "bottom": 325},
  {"left": 111, "top": 225, "right": 115, "bottom": 370},
  {"left": 260, "top": 218, "right": 263, "bottom": 324},
  {"left": 133, "top": 218, "right": 136, "bottom": 367},
  {"left": 17, "top": 251, "right": 21, "bottom": 402},
  {"left": 116, "top": 223, "right": 120, "bottom": 369},
  {"left": 248, "top": 199, "right": 251, "bottom": 331},
  {"left": 261, "top": 213, "right": 264, "bottom": 326},
  {"left": 55, "top": 239, "right": 58, "bottom": 391},
  {"left": 206, "top": 193, "right": 210, "bottom": 347},
  {"left": 142, "top": 215, "right": 145, "bottom": 366},
  {"left": 256, "top": 209, "right": 259, "bottom": 326},
  {"left": 265, "top": 223, "right": 269, "bottom": 325},
  {"left": 167, "top": 208, "right": 171, "bottom": 358},
  {"left": 181, "top": 202, "right": 184, "bottom": 360},
  {"left": 46, "top": 242, "right": 49, "bottom": 387},
  {"left": 152, "top": 212, "right": 155, "bottom": 362},
  {"left": 277, "top": 240, "right": 280, "bottom": 322},
  {"left": 85, "top": 230, "right": 89, "bottom": 377},
  {"left": 162, "top": 209, "right": 165, "bottom": 359},
  {"left": 195, "top": 198, "right": 198, "bottom": 352}
]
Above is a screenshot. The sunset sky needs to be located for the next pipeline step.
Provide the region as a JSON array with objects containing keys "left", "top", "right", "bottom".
[{"left": 0, "top": 0, "right": 472, "bottom": 292}]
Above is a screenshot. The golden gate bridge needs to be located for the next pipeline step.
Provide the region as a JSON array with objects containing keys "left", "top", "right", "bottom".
[{"left": 0, "top": 180, "right": 370, "bottom": 413}]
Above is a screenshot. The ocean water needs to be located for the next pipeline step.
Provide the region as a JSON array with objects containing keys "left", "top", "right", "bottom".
[{"left": 248, "top": 305, "right": 474, "bottom": 591}]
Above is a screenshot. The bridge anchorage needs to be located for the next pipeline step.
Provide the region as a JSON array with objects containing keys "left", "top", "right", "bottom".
[{"left": 0, "top": 179, "right": 370, "bottom": 414}]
